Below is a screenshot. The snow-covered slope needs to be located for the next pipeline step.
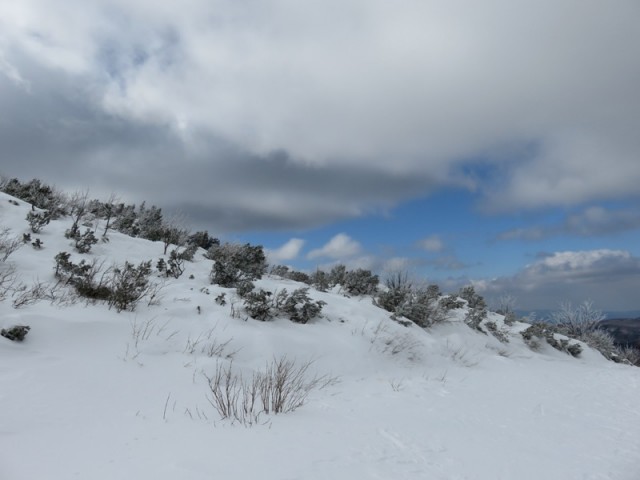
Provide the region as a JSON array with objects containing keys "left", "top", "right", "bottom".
[{"left": 1, "top": 192, "right": 639, "bottom": 480}]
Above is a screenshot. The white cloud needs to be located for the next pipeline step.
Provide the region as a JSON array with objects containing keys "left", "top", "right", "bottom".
[
  {"left": 473, "top": 249, "right": 640, "bottom": 310},
  {"left": 419, "top": 235, "right": 445, "bottom": 253},
  {"left": 307, "top": 233, "right": 361, "bottom": 260},
  {"left": 266, "top": 238, "right": 305, "bottom": 264},
  {"left": 382, "top": 257, "right": 411, "bottom": 272}
]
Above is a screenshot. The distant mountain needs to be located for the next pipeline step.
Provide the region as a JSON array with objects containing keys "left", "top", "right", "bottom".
[
  {"left": 516, "top": 310, "right": 640, "bottom": 322},
  {"left": 599, "top": 318, "right": 640, "bottom": 348}
]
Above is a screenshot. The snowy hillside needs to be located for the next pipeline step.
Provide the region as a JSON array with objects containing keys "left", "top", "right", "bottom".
[{"left": 1, "top": 192, "right": 640, "bottom": 480}]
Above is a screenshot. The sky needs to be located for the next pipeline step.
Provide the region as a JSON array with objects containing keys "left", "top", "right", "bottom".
[{"left": 0, "top": 0, "right": 639, "bottom": 312}]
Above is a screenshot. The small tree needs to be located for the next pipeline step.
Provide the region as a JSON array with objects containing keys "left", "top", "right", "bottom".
[
  {"left": 161, "top": 224, "right": 188, "bottom": 255},
  {"left": 66, "top": 190, "right": 91, "bottom": 239},
  {"left": 108, "top": 261, "right": 153, "bottom": 312}
]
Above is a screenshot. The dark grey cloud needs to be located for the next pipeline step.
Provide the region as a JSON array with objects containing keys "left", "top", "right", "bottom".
[
  {"left": 0, "top": 55, "right": 435, "bottom": 233},
  {"left": 1, "top": 0, "right": 640, "bottom": 224},
  {"left": 472, "top": 250, "right": 640, "bottom": 310}
]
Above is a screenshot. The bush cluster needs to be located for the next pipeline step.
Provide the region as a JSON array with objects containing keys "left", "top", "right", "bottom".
[
  {"left": 208, "top": 242, "right": 267, "bottom": 287},
  {"left": 26, "top": 211, "right": 51, "bottom": 233},
  {"left": 270, "top": 265, "right": 312, "bottom": 284},
  {"left": 54, "top": 252, "right": 154, "bottom": 311},
  {"left": 306, "top": 264, "right": 378, "bottom": 296},
  {"left": 376, "top": 275, "right": 446, "bottom": 328},
  {"left": 1, "top": 177, "right": 67, "bottom": 218},
  {"left": 459, "top": 286, "right": 488, "bottom": 331},
  {"left": 521, "top": 322, "right": 583, "bottom": 357},
  {"left": 240, "top": 286, "right": 326, "bottom": 324},
  {"left": 65, "top": 228, "right": 98, "bottom": 254}
]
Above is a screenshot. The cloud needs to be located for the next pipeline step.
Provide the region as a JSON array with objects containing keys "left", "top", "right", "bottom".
[
  {"left": 419, "top": 235, "right": 445, "bottom": 253},
  {"left": 0, "top": 0, "right": 638, "bottom": 221},
  {"left": 307, "top": 233, "right": 362, "bottom": 260},
  {"left": 473, "top": 249, "right": 640, "bottom": 310},
  {"left": 425, "top": 255, "right": 471, "bottom": 271},
  {"left": 0, "top": 54, "right": 29, "bottom": 90},
  {"left": 266, "top": 238, "right": 305, "bottom": 264},
  {"left": 498, "top": 205, "right": 640, "bottom": 241},
  {"left": 0, "top": 55, "right": 436, "bottom": 233}
]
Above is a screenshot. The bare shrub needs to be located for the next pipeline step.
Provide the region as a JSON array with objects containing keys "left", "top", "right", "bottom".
[
  {"left": 0, "top": 228, "right": 22, "bottom": 262},
  {"left": 614, "top": 346, "right": 640, "bottom": 366},
  {"left": 205, "top": 357, "right": 336, "bottom": 425},
  {"left": 579, "top": 329, "right": 617, "bottom": 360},
  {"left": 552, "top": 300, "right": 605, "bottom": 338},
  {"left": 495, "top": 294, "right": 518, "bottom": 326},
  {"left": 0, "top": 263, "right": 17, "bottom": 302}
]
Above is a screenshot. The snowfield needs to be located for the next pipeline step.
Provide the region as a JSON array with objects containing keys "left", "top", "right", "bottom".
[{"left": 1, "top": 192, "right": 639, "bottom": 480}]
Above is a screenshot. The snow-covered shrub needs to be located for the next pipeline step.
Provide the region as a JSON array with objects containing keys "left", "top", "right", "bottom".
[
  {"left": 136, "top": 203, "right": 164, "bottom": 242},
  {"left": 161, "top": 249, "right": 186, "bottom": 279},
  {"left": 108, "top": 261, "right": 153, "bottom": 312},
  {"left": 25, "top": 210, "right": 51, "bottom": 233},
  {"left": 242, "top": 287, "right": 325, "bottom": 323},
  {"left": 614, "top": 346, "right": 640, "bottom": 366},
  {"left": 376, "top": 271, "right": 412, "bottom": 313},
  {"left": 242, "top": 289, "right": 273, "bottom": 321},
  {"left": 187, "top": 230, "right": 219, "bottom": 251},
  {"left": 310, "top": 269, "right": 329, "bottom": 292},
  {"left": 73, "top": 229, "right": 98, "bottom": 254},
  {"left": 579, "top": 329, "right": 617, "bottom": 360},
  {"left": 270, "top": 265, "right": 290, "bottom": 277},
  {"left": 459, "top": 286, "right": 487, "bottom": 310},
  {"left": 464, "top": 307, "right": 487, "bottom": 331},
  {"left": 484, "top": 321, "right": 509, "bottom": 343},
  {"left": 54, "top": 252, "right": 110, "bottom": 301},
  {"left": 343, "top": 268, "right": 379, "bottom": 295},
  {"left": 521, "top": 322, "right": 582, "bottom": 357},
  {"left": 1, "top": 325, "right": 30, "bottom": 342},
  {"left": 208, "top": 242, "right": 267, "bottom": 287},
  {"left": 280, "top": 288, "right": 326, "bottom": 324},
  {"left": 440, "top": 295, "right": 464, "bottom": 310},
  {"left": 327, "top": 264, "right": 346, "bottom": 287},
  {"left": 288, "top": 270, "right": 312, "bottom": 284},
  {"left": 215, "top": 293, "right": 227, "bottom": 306},
  {"left": 177, "top": 244, "right": 199, "bottom": 262},
  {"left": 235, "top": 279, "right": 256, "bottom": 298},
  {"left": 1, "top": 178, "right": 67, "bottom": 218}
]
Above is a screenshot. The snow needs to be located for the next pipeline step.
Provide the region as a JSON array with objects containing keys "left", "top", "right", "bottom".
[{"left": 1, "top": 192, "right": 640, "bottom": 480}]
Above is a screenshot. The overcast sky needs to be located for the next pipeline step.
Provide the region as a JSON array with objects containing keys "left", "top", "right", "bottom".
[{"left": 1, "top": 0, "right": 639, "bottom": 312}]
